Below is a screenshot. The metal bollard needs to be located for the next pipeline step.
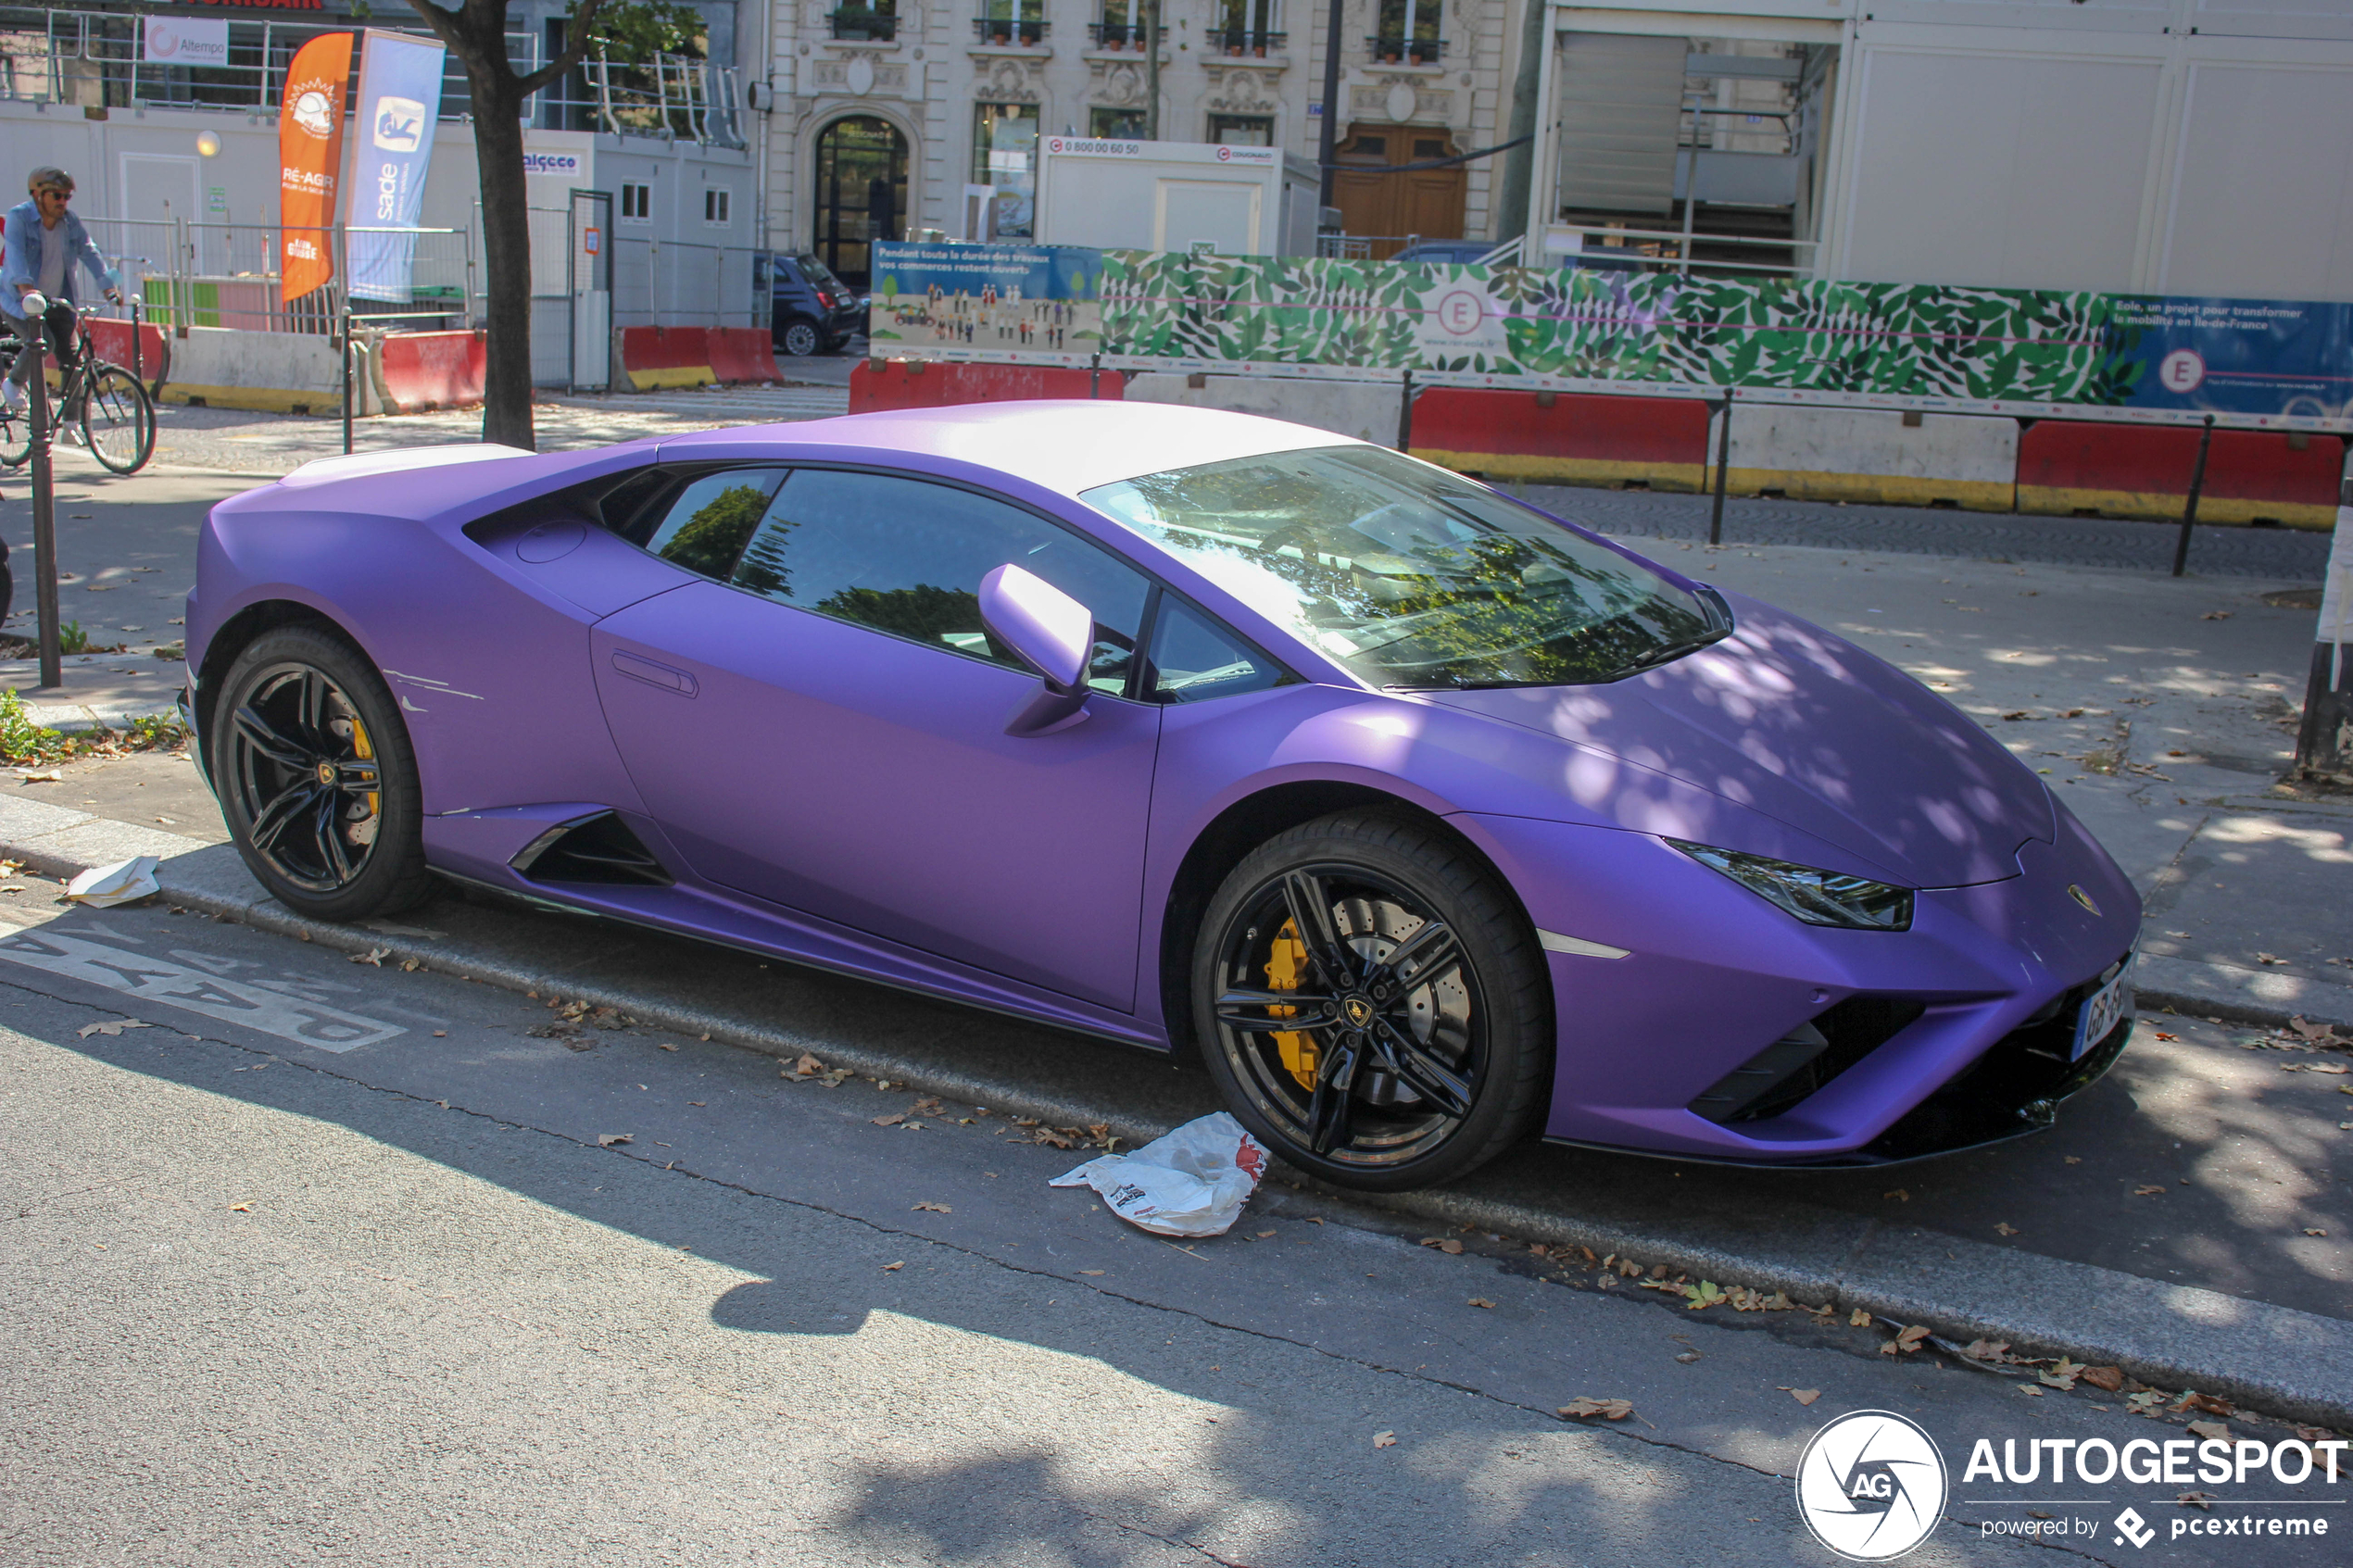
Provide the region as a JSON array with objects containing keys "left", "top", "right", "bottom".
[
  {"left": 2171, "top": 415, "right": 2215, "bottom": 579},
  {"left": 341, "top": 308, "right": 354, "bottom": 456},
  {"left": 27, "top": 333, "right": 59, "bottom": 689},
  {"left": 1707, "top": 391, "right": 1734, "bottom": 547}
]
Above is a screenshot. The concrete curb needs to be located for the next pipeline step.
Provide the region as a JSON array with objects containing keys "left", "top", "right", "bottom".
[{"left": 6, "top": 814, "right": 2350, "bottom": 1432}]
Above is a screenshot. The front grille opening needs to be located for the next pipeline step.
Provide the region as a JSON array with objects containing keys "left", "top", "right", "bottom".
[
  {"left": 1691, "top": 996, "right": 1929, "bottom": 1125},
  {"left": 510, "top": 811, "right": 673, "bottom": 887}
]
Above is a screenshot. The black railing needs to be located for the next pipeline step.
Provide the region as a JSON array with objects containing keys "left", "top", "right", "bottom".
[
  {"left": 1366, "top": 34, "right": 1444, "bottom": 63},
  {"left": 828, "top": 7, "right": 899, "bottom": 39},
  {"left": 1209, "top": 27, "right": 1286, "bottom": 53},
  {"left": 975, "top": 16, "right": 1049, "bottom": 43},
  {"left": 1088, "top": 21, "right": 1165, "bottom": 47}
]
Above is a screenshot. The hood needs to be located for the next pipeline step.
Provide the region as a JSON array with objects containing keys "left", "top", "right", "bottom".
[{"left": 1416, "top": 594, "right": 2052, "bottom": 888}]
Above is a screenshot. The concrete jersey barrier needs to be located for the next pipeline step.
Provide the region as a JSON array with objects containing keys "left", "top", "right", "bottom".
[
  {"left": 705, "top": 328, "right": 783, "bottom": 387},
  {"left": 2019, "top": 421, "right": 2345, "bottom": 529},
  {"left": 153, "top": 325, "right": 380, "bottom": 416},
  {"left": 617, "top": 325, "right": 716, "bottom": 391},
  {"left": 848, "top": 358, "right": 1116, "bottom": 411},
  {"left": 84, "top": 318, "right": 170, "bottom": 395},
  {"left": 1125, "top": 371, "right": 1401, "bottom": 445},
  {"left": 371, "top": 331, "right": 486, "bottom": 414},
  {"left": 1717, "top": 405, "right": 2019, "bottom": 512},
  {"left": 1408, "top": 388, "right": 1714, "bottom": 490}
]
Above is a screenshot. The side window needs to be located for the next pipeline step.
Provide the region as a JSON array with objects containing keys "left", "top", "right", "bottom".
[
  {"left": 643, "top": 469, "right": 786, "bottom": 581},
  {"left": 729, "top": 470, "right": 1151, "bottom": 693},
  {"left": 1145, "top": 598, "right": 1286, "bottom": 704}
]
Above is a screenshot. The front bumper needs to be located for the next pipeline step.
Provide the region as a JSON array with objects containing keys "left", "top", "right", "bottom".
[{"left": 1457, "top": 802, "right": 2143, "bottom": 1166}]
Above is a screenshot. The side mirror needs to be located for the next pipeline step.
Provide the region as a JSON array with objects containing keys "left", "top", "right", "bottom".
[{"left": 979, "top": 563, "right": 1096, "bottom": 735}]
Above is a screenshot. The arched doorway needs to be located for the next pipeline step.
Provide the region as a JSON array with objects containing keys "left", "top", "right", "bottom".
[{"left": 813, "top": 117, "right": 909, "bottom": 290}]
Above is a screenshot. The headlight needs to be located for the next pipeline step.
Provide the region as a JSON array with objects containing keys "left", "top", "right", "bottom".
[{"left": 1667, "top": 840, "right": 1914, "bottom": 931}]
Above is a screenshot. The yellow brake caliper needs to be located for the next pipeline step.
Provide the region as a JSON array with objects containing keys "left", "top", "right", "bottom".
[
  {"left": 348, "top": 714, "right": 379, "bottom": 822},
  {"left": 1265, "top": 919, "right": 1319, "bottom": 1090}
]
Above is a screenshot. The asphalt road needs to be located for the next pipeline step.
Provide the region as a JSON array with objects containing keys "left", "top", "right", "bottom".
[{"left": 2, "top": 892, "right": 2339, "bottom": 1566}]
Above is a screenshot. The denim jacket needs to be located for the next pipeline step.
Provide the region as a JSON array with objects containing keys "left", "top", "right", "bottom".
[{"left": 0, "top": 200, "right": 119, "bottom": 310}]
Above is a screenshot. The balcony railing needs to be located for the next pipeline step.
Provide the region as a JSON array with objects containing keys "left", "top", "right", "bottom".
[
  {"left": 1088, "top": 21, "right": 1165, "bottom": 48},
  {"left": 975, "top": 16, "right": 1049, "bottom": 44},
  {"left": 1209, "top": 27, "right": 1286, "bottom": 54},
  {"left": 828, "top": 7, "right": 899, "bottom": 40},
  {"left": 1365, "top": 34, "right": 1443, "bottom": 64}
]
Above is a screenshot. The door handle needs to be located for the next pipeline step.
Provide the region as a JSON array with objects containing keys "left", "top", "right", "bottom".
[{"left": 610, "top": 649, "right": 698, "bottom": 697}]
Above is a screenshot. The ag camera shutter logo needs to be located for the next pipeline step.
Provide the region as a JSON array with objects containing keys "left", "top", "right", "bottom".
[{"left": 1795, "top": 1410, "right": 1949, "bottom": 1561}]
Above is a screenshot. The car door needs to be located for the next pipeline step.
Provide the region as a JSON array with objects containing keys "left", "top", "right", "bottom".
[{"left": 592, "top": 465, "right": 1162, "bottom": 1012}]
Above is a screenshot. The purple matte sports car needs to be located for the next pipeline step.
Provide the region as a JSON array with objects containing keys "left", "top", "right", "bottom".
[{"left": 182, "top": 402, "right": 2141, "bottom": 1190}]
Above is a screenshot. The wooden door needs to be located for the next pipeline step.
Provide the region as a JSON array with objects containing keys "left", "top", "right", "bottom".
[{"left": 1329, "top": 124, "right": 1466, "bottom": 258}]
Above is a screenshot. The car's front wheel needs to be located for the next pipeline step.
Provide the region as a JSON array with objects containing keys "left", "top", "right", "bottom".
[
  {"left": 1192, "top": 810, "right": 1553, "bottom": 1191},
  {"left": 213, "top": 626, "right": 431, "bottom": 921}
]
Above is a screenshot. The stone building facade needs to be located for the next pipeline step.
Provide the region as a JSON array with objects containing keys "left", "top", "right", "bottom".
[{"left": 751, "top": 0, "right": 1528, "bottom": 282}]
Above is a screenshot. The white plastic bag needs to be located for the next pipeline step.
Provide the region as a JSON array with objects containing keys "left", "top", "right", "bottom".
[
  {"left": 1051, "top": 1111, "right": 1269, "bottom": 1237},
  {"left": 66, "top": 855, "right": 161, "bottom": 909}
]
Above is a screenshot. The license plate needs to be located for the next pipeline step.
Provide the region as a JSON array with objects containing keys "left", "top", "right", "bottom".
[{"left": 2072, "top": 957, "right": 2134, "bottom": 1060}]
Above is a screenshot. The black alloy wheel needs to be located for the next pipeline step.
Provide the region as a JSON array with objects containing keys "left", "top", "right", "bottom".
[
  {"left": 214, "top": 626, "right": 432, "bottom": 921},
  {"left": 1194, "top": 810, "right": 1552, "bottom": 1191},
  {"left": 777, "top": 317, "right": 822, "bottom": 358}
]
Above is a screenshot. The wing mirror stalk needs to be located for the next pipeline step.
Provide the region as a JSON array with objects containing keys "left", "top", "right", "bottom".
[{"left": 979, "top": 563, "right": 1095, "bottom": 736}]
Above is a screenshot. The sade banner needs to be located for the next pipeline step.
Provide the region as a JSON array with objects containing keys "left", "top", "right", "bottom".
[
  {"left": 277, "top": 31, "right": 352, "bottom": 304},
  {"left": 345, "top": 29, "right": 447, "bottom": 302},
  {"left": 910, "top": 245, "right": 2353, "bottom": 427}
]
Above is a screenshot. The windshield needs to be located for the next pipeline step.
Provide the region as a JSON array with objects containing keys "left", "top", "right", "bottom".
[{"left": 1081, "top": 445, "right": 1727, "bottom": 689}]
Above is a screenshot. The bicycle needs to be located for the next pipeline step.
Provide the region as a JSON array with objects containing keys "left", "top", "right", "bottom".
[{"left": 0, "top": 302, "right": 157, "bottom": 476}]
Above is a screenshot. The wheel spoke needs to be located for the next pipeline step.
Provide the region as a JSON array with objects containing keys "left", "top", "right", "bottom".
[
  {"left": 1305, "top": 1039, "right": 1361, "bottom": 1156},
  {"left": 1279, "top": 871, "right": 1356, "bottom": 987},
  {"left": 1214, "top": 986, "right": 1334, "bottom": 1033},
  {"left": 297, "top": 669, "right": 332, "bottom": 750},
  {"left": 246, "top": 780, "right": 317, "bottom": 853},
  {"left": 310, "top": 790, "right": 354, "bottom": 884},
  {"left": 231, "top": 703, "right": 310, "bottom": 770},
  {"left": 332, "top": 759, "right": 381, "bottom": 796},
  {"left": 1373, "top": 920, "right": 1461, "bottom": 991},
  {"left": 1368, "top": 1019, "right": 1474, "bottom": 1120}
]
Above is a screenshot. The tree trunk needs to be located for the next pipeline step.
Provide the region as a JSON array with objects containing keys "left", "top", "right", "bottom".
[{"left": 469, "top": 74, "right": 536, "bottom": 450}]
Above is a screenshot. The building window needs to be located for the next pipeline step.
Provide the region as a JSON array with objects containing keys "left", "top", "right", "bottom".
[
  {"left": 1089, "top": 107, "right": 1148, "bottom": 140},
  {"left": 704, "top": 188, "right": 731, "bottom": 227},
  {"left": 1207, "top": 113, "right": 1273, "bottom": 146},
  {"left": 975, "top": 0, "right": 1047, "bottom": 45},
  {"left": 1091, "top": 0, "right": 1163, "bottom": 49},
  {"left": 1213, "top": 0, "right": 1282, "bottom": 56},
  {"left": 1371, "top": 0, "right": 1442, "bottom": 64},
  {"left": 620, "top": 182, "right": 652, "bottom": 223},
  {"left": 973, "top": 103, "right": 1039, "bottom": 237},
  {"left": 829, "top": 0, "right": 898, "bottom": 41}
]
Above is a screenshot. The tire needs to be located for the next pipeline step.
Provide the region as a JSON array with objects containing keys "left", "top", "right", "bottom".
[
  {"left": 776, "top": 316, "right": 822, "bottom": 358},
  {"left": 0, "top": 343, "right": 26, "bottom": 470},
  {"left": 81, "top": 364, "right": 155, "bottom": 475},
  {"left": 1191, "top": 809, "right": 1553, "bottom": 1191},
  {"left": 212, "top": 626, "right": 433, "bottom": 922}
]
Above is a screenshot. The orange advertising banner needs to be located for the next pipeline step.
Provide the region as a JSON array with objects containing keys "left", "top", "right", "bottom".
[{"left": 279, "top": 31, "right": 353, "bottom": 304}]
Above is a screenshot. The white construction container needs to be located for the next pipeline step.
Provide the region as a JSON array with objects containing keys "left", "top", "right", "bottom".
[{"left": 1032, "top": 137, "right": 1321, "bottom": 257}]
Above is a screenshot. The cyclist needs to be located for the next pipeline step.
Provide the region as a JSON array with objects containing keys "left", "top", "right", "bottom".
[{"left": 1, "top": 166, "right": 122, "bottom": 420}]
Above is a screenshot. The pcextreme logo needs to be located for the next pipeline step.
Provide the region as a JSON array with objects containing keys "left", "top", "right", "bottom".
[{"left": 1796, "top": 1411, "right": 1950, "bottom": 1561}]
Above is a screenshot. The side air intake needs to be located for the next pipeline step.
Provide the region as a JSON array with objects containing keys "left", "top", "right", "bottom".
[
  {"left": 510, "top": 811, "right": 673, "bottom": 887},
  {"left": 1689, "top": 997, "right": 1929, "bottom": 1125}
]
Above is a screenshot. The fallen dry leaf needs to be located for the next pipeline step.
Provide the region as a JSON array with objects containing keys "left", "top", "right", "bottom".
[
  {"left": 912, "top": 1201, "right": 951, "bottom": 1213},
  {"left": 2177, "top": 1490, "right": 2217, "bottom": 1510},
  {"left": 2305, "top": 1227, "right": 2328, "bottom": 1237},
  {"left": 2082, "top": 1365, "right": 2126, "bottom": 1392},
  {"left": 2040, "top": 1358, "right": 2087, "bottom": 1390},
  {"left": 2289, "top": 1016, "right": 2341, "bottom": 1043},
  {"left": 17, "top": 770, "right": 61, "bottom": 783},
  {"left": 2256, "top": 953, "right": 2285, "bottom": 966},
  {"left": 1558, "top": 1398, "right": 1635, "bottom": 1421},
  {"left": 871, "top": 1113, "right": 906, "bottom": 1127},
  {"left": 1994, "top": 1222, "right": 2020, "bottom": 1236},
  {"left": 2173, "top": 1390, "right": 2234, "bottom": 1418},
  {"left": 1372, "top": 1430, "right": 1397, "bottom": 1449},
  {"left": 1848, "top": 1308, "right": 1873, "bottom": 1327},
  {"left": 2064, "top": 1155, "right": 2082, "bottom": 1164},
  {"left": 1467, "top": 1297, "right": 1496, "bottom": 1310},
  {"left": 1781, "top": 1387, "right": 1821, "bottom": 1406},
  {"left": 882, "top": 1261, "right": 904, "bottom": 1272},
  {"left": 349, "top": 947, "right": 388, "bottom": 967},
  {"left": 1420, "top": 1236, "right": 1465, "bottom": 1255},
  {"left": 227, "top": 1202, "right": 251, "bottom": 1212},
  {"left": 595, "top": 1134, "right": 631, "bottom": 1148},
  {"left": 1882, "top": 1187, "right": 1910, "bottom": 1202},
  {"left": 1077, "top": 1269, "right": 1104, "bottom": 1276},
  {"left": 1255, "top": 1229, "right": 1277, "bottom": 1239},
  {"left": 75, "top": 1020, "right": 152, "bottom": 1037},
  {"left": 2133, "top": 1185, "right": 2166, "bottom": 1197},
  {"left": 787, "top": 1052, "right": 825, "bottom": 1077},
  {"left": 2154, "top": 1032, "right": 2179, "bottom": 1041},
  {"left": 1881, "top": 1324, "right": 1931, "bottom": 1357}
]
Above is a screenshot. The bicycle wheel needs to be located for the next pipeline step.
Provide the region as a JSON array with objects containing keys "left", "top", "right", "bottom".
[
  {"left": 0, "top": 343, "right": 24, "bottom": 469},
  {"left": 81, "top": 363, "right": 155, "bottom": 475}
]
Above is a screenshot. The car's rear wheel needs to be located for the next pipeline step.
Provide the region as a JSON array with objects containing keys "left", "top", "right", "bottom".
[
  {"left": 213, "top": 626, "right": 431, "bottom": 921},
  {"left": 776, "top": 316, "right": 821, "bottom": 358},
  {"left": 1192, "top": 810, "right": 1553, "bottom": 1191}
]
